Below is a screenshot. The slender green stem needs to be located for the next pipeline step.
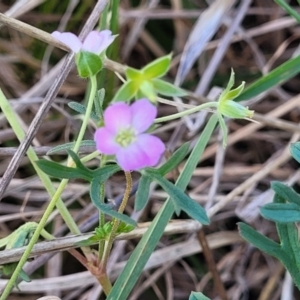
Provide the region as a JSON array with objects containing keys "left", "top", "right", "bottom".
[
  {"left": 98, "top": 182, "right": 106, "bottom": 260},
  {"left": 102, "top": 171, "right": 132, "bottom": 268},
  {"left": 97, "top": 171, "right": 132, "bottom": 295},
  {"left": 154, "top": 102, "right": 218, "bottom": 123},
  {"left": 274, "top": 0, "right": 300, "bottom": 24},
  {"left": 0, "top": 75, "right": 98, "bottom": 299},
  {"left": 0, "top": 90, "right": 80, "bottom": 234},
  {"left": 99, "top": 1, "right": 109, "bottom": 30}
]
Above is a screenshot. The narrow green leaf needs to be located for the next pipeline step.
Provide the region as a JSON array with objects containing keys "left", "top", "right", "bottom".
[
  {"left": 146, "top": 170, "right": 209, "bottom": 225},
  {"left": 152, "top": 78, "right": 187, "bottom": 97},
  {"left": 290, "top": 142, "right": 300, "bottom": 164},
  {"left": 271, "top": 181, "right": 300, "bottom": 206},
  {"left": 67, "top": 150, "right": 94, "bottom": 181},
  {"left": 94, "top": 88, "right": 105, "bottom": 118},
  {"left": 68, "top": 102, "right": 87, "bottom": 114},
  {"left": 46, "top": 140, "right": 96, "bottom": 155},
  {"left": 235, "top": 55, "right": 300, "bottom": 101},
  {"left": 157, "top": 142, "right": 189, "bottom": 175},
  {"left": 135, "top": 174, "right": 152, "bottom": 211},
  {"left": 142, "top": 54, "right": 172, "bottom": 79},
  {"left": 112, "top": 81, "right": 138, "bottom": 102},
  {"left": 225, "top": 81, "right": 245, "bottom": 100},
  {"left": 92, "top": 165, "right": 121, "bottom": 182},
  {"left": 189, "top": 292, "right": 211, "bottom": 300},
  {"left": 90, "top": 179, "right": 137, "bottom": 226},
  {"left": 68, "top": 102, "right": 99, "bottom": 121},
  {"left": 274, "top": 0, "right": 300, "bottom": 24},
  {"left": 36, "top": 159, "right": 89, "bottom": 180},
  {"left": 260, "top": 203, "right": 300, "bottom": 223},
  {"left": 238, "top": 222, "right": 282, "bottom": 258}
]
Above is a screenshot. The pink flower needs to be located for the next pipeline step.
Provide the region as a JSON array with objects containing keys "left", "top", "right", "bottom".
[
  {"left": 51, "top": 30, "right": 115, "bottom": 54},
  {"left": 94, "top": 99, "right": 165, "bottom": 171}
]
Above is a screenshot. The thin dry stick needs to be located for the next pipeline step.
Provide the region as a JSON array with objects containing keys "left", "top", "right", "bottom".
[
  {"left": 208, "top": 130, "right": 300, "bottom": 218},
  {"left": 197, "top": 229, "right": 228, "bottom": 300},
  {"left": 258, "top": 263, "right": 285, "bottom": 300},
  {"left": 0, "top": 0, "right": 109, "bottom": 200}
]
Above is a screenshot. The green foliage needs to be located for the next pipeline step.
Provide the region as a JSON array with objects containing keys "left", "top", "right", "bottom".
[
  {"left": 90, "top": 178, "right": 137, "bottom": 226},
  {"left": 75, "top": 51, "right": 103, "bottom": 78},
  {"left": 290, "top": 142, "right": 300, "bottom": 163},
  {"left": 135, "top": 142, "right": 190, "bottom": 211},
  {"left": 236, "top": 55, "right": 300, "bottom": 102},
  {"left": 0, "top": 223, "right": 38, "bottom": 286},
  {"left": 107, "top": 115, "right": 218, "bottom": 300},
  {"left": 217, "top": 69, "right": 252, "bottom": 119},
  {"left": 135, "top": 174, "right": 152, "bottom": 211},
  {"left": 156, "top": 142, "right": 189, "bottom": 175},
  {"left": 189, "top": 292, "right": 211, "bottom": 300},
  {"left": 145, "top": 169, "right": 209, "bottom": 224},
  {"left": 112, "top": 54, "right": 187, "bottom": 102},
  {"left": 78, "top": 221, "right": 134, "bottom": 246},
  {"left": 239, "top": 142, "right": 300, "bottom": 290},
  {"left": 260, "top": 202, "right": 300, "bottom": 223},
  {"left": 46, "top": 140, "right": 96, "bottom": 155},
  {"left": 271, "top": 181, "right": 300, "bottom": 206},
  {"left": 68, "top": 102, "right": 99, "bottom": 121}
]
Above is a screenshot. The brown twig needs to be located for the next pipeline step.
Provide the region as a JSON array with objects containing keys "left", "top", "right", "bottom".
[{"left": 197, "top": 229, "right": 228, "bottom": 300}]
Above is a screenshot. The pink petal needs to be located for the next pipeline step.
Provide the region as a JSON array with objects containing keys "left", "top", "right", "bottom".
[
  {"left": 116, "top": 143, "right": 149, "bottom": 171},
  {"left": 51, "top": 31, "right": 82, "bottom": 53},
  {"left": 136, "top": 134, "right": 165, "bottom": 166},
  {"left": 82, "top": 30, "right": 115, "bottom": 54},
  {"left": 130, "top": 99, "right": 157, "bottom": 133},
  {"left": 94, "top": 128, "right": 121, "bottom": 155},
  {"left": 104, "top": 102, "right": 132, "bottom": 133},
  {"left": 116, "top": 134, "right": 165, "bottom": 171}
]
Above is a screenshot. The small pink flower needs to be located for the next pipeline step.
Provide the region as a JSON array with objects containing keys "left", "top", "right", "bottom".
[
  {"left": 51, "top": 30, "right": 115, "bottom": 54},
  {"left": 94, "top": 99, "right": 165, "bottom": 171}
]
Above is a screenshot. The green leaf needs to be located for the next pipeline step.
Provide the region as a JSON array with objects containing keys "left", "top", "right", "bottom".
[
  {"left": 225, "top": 81, "right": 245, "bottom": 100},
  {"left": 260, "top": 202, "right": 300, "bottom": 223},
  {"left": 271, "top": 181, "right": 300, "bottom": 206},
  {"left": 76, "top": 51, "right": 103, "bottom": 78},
  {"left": 235, "top": 55, "right": 300, "bottom": 101},
  {"left": 152, "top": 78, "right": 187, "bottom": 97},
  {"left": 125, "top": 67, "right": 143, "bottom": 81},
  {"left": 116, "top": 222, "right": 135, "bottom": 234},
  {"left": 67, "top": 150, "right": 94, "bottom": 181},
  {"left": 146, "top": 170, "right": 209, "bottom": 225},
  {"left": 46, "top": 140, "right": 96, "bottom": 155},
  {"left": 135, "top": 174, "right": 152, "bottom": 211},
  {"left": 90, "top": 179, "right": 137, "bottom": 226},
  {"left": 92, "top": 164, "right": 121, "bottom": 182},
  {"left": 238, "top": 222, "right": 282, "bottom": 258},
  {"left": 142, "top": 54, "right": 172, "bottom": 79},
  {"left": 94, "top": 88, "right": 105, "bottom": 118},
  {"left": 189, "top": 291, "right": 211, "bottom": 300},
  {"left": 112, "top": 81, "right": 138, "bottom": 102},
  {"left": 36, "top": 159, "right": 91, "bottom": 181},
  {"left": 68, "top": 102, "right": 99, "bottom": 121},
  {"left": 290, "top": 142, "right": 300, "bottom": 164},
  {"left": 157, "top": 142, "right": 189, "bottom": 175},
  {"left": 139, "top": 80, "right": 156, "bottom": 102}
]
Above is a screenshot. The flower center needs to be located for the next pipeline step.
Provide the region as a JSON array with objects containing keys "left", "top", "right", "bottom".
[{"left": 115, "top": 127, "right": 137, "bottom": 147}]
